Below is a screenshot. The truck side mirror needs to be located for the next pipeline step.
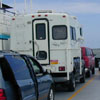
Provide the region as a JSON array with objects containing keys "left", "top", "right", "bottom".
[{"left": 43, "top": 69, "right": 51, "bottom": 75}]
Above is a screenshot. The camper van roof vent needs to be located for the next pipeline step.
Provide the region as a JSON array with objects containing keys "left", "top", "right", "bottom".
[{"left": 37, "top": 10, "right": 54, "bottom": 13}]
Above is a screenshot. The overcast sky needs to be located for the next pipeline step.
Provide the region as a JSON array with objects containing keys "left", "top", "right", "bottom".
[{"left": 3, "top": 0, "right": 100, "bottom": 48}]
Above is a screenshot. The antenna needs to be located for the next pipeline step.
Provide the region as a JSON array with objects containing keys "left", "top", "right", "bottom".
[
  {"left": 14, "top": 0, "right": 16, "bottom": 14},
  {"left": 24, "top": 0, "right": 27, "bottom": 14},
  {"left": 30, "top": 0, "right": 33, "bottom": 13}
]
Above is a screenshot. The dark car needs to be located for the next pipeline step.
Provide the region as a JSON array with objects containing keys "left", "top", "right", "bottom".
[{"left": 0, "top": 51, "right": 54, "bottom": 100}]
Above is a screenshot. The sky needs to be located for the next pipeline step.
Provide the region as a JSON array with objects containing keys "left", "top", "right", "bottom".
[{"left": 3, "top": 0, "right": 100, "bottom": 48}]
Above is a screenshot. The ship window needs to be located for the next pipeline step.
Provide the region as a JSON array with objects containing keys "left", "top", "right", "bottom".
[{"left": 52, "top": 25, "right": 67, "bottom": 40}]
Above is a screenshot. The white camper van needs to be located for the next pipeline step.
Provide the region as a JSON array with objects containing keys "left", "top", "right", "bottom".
[{"left": 11, "top": 11, "right": 85, "bottom": 91}]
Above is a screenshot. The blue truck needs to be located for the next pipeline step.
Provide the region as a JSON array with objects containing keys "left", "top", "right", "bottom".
[{"left": 0, "top": 51, "right": 54, "bottom": 100}]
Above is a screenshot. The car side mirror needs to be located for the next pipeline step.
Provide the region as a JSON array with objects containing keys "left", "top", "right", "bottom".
[
  {"left": 46, "top": 69, "right": 51, "bottom": 74},
  {"left": 43, "top": 69, "right": 51, "bottom": 75}
]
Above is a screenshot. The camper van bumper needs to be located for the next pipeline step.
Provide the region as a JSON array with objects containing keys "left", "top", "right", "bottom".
[
  {"left": 51, "top": 73, "right": 69, "bottom": 83},
  {"left": 53, "top": 77, "right": 68, "bottom": 83}
]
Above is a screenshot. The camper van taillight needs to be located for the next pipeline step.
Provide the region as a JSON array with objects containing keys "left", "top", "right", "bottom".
[
  {"left": 32, "top": 15, "right": 35, "bottom": 18},
  {"left": 38, "top": 14, "right": 41, "bottom": 17},
  {"left": 59, "top": 66, "right": 65, "bottom": 71},
  {"left": 62, "top": 15, "right": 66, "bottom": 18},
  {"left": 12, "top": 18, "right": 15, "bottom": 20},
  {"left": 45, "top": 14, "right": 48, "bottom": 17}
]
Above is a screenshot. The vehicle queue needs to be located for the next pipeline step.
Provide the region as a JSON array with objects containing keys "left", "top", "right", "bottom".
[{"left": 0, "top": 3, "right": 97, "bottom": 100}]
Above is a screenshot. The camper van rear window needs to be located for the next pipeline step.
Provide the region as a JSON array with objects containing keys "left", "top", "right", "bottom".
[
  {"left": 36, "top": 24, "right": 46, "bottom": 40},
  {"left": 52, "top": 25, "right": 67, "bottom": 40}
]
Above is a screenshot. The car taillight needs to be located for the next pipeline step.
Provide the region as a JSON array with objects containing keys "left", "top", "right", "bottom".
[
  {"left": 0, "top": 89, "right": 7, "bottom": 100},
  {"left": 59, "top": 66, "right": 65, "bottom": 71}
]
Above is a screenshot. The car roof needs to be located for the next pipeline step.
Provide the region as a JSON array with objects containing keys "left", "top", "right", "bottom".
[
  {"left": 81, "top": 47, "right": 92, "bottom": 50},
  {"left": 0, "top": 50, "right": 19, "bottom": 58},
  {"left": 0, "top": 50, "right": 36, "bottom": 61},
  {"left": 20, "top": 54, "right": 36, "bottom": 60}
]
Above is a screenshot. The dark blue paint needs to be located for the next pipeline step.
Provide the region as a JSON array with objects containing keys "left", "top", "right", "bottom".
[{"left": 4, "top": 54, "right": 53, "bottom": 100}]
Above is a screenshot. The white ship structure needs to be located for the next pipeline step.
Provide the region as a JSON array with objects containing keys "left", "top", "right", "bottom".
[{"left": 0, "top": 3, "right": 14, "bottom": 50}]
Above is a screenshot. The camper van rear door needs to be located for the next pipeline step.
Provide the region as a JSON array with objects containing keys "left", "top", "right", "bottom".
[{"left": 33, "top": 19, "right": 50, "bottom": 65}]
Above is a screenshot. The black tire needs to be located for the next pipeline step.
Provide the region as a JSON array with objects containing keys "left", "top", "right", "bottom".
[
  {"left": 92, "top": 67, "right": 95, "bottom": 75},
  {"left": 68, "top": 73, "right": 76, "bottom": 92},
  {"left": 99, "top": 68, "right": 100, "bottom": 71},
  {"left": 86, "top": 70, "right": 91, "bottom": 77},
  {"left": 80, "top": 70, "right": 85, "bottom": 83},
  {"left": 48, "top": 87, "right": 54, "bottom": 100}
]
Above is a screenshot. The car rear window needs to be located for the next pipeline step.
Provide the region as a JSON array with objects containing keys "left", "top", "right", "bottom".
[
  {"left": 0, "top": 57, "right": 15, "bottom": 81},
  {"left": 86, "top": 48, "right": 93, "bottom": 56},
  {"left": 5, "top": 55, "right": 32, "bottom": 80}
]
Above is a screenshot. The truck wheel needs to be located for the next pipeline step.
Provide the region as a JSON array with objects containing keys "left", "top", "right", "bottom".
[
  {"left": 80, "top": 70, "right": 85, "bottom": 83},
  {"left": 92, "top": 67, "right": 95, "bottom": 75},
  {"left": 68, "top": 73, "right": 76, "bottom": 92},
  {"left": 48, "top": 87, "right": 54, "bottom": 100}
]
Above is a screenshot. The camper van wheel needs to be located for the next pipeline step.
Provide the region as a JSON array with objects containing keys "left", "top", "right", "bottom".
[
  {"left": 86, "top": 70, "right": 91, "bottom": 77},
  {"left": 80, "top": 69, "right": 85, "bottom": 83},
  {"left": 68, "top": 73, "right": 76, "bottom": 92},
  {"left": 99, "top": 68, "right": 100, "bottom": 71},
  {"left": 92, "top": 67, "right": 95, "bottom": 74}
]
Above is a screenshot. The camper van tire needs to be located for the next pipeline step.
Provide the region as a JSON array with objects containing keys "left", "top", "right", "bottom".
[
  {"left": 92, "top": 67, "right": 95, "bottom": 75},
  {"left": 68, "top": 73, "right": 76, "bottom": 92},
  {"left": 80, "top": 69, "right": 85, "bottom": 83},
  {"left": 99, "top": 68, "right": 100, "bottom": 71},
  {"left": 86, "top": 70, "right": 91, "bottom": 77}
]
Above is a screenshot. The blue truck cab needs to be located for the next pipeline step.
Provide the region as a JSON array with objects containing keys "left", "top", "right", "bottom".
[{"left": 0, "top": 51, "right": 54, "bottom": 100}]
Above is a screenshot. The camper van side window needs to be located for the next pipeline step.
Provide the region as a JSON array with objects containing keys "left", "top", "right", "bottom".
[
  {"left": 52, "top": 25, "right": 67, "bottom": 40},
  {"left": 70, "top": 26, "right": 76, "bottom": 40},
  {"left": 36, "top": 24, "right": 46, "bottom": 40}
]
